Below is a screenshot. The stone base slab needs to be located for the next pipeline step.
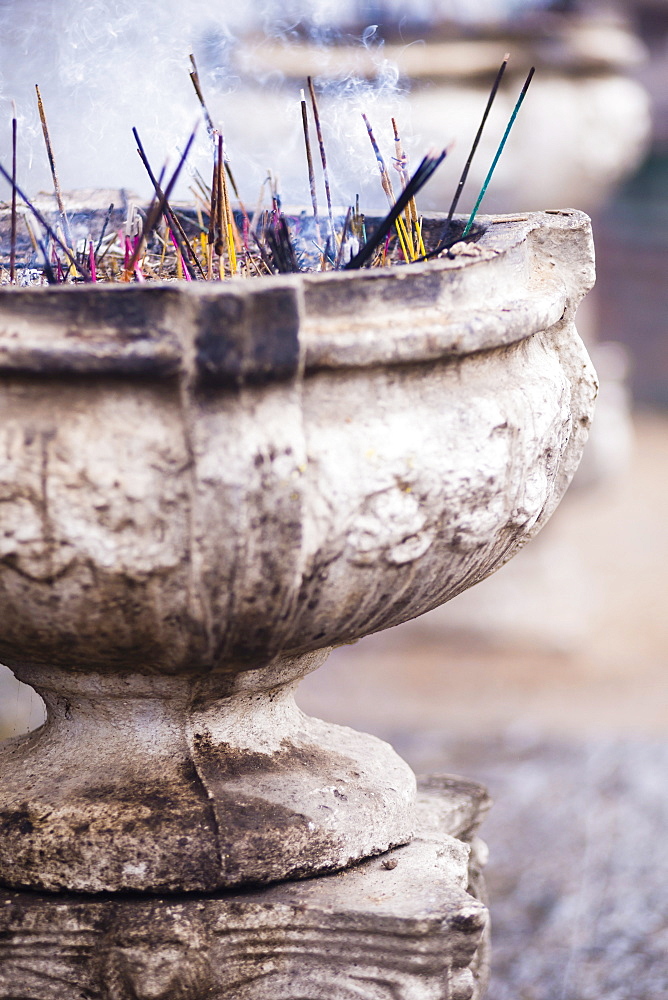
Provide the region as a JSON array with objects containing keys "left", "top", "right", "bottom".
[{"left": 0, "top": 777, "right": 490, "bottom": 1000}]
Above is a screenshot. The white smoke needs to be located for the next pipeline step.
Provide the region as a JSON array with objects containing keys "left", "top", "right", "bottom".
[
  {"left": 0, "top": 1, "right": 255, "bottom": 199},
  {"left": 0, "top": 0, "right": 551, "bottom": 208},
  {"left": 0, "top": 1, "right": 420, "bottom": 209}
]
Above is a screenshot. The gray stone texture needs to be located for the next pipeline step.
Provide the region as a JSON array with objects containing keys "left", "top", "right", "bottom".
[
  {"left": 0, "top": 210, "right": 597, "bottom": 894},
  {"left": 0, "top": 779, "right": 491, "bottom": 1000}
]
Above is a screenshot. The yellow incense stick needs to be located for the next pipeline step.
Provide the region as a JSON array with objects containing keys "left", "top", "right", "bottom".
[
  {"left": 216, "top": 135, "right": 227, "bottom": 279},
  {"left": 391, "top": 117, "right": 415, "bottom": 239},
  {"left": 194, "top": 202, "right": 207, "bottom": 259},
  {"left": 23, "top": 215, "right": 39, "bottom": 254},
  {"left": 416, "top": 217, "right": 426, "bottom": 258},
  {"left": 395, "top": 215, "right": 414, "bottom": 262},
  {"left": 220, "top": 160, "right": 238, "bottom": 276},
  {"left": 227, "top": 221, "right": 237, "bottom": 275}
]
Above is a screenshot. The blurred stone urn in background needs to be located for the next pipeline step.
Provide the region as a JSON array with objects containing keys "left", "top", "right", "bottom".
[
  {"left": 0, "top": 210, "right": 597, "bottom": 904},
  {"left": 230, "top": 3, "right": 650, "bottom": 216}
]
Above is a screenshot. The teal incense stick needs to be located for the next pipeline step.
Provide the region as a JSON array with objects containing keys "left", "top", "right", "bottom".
[{"left": 462, "top": 66, "right": 535, "bottom": 239}]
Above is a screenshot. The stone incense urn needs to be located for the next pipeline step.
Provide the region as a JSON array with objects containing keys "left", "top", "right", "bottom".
[{"left": 0, "top": 210, "right": 597, "bottom": 896}]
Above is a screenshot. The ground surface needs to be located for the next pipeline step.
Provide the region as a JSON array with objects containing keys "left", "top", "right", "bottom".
[{"left": 1, "top": 412, "right": 666, "bottom": 999}]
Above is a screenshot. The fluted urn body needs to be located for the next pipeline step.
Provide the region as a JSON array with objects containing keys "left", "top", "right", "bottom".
[{"left": 0, "top": 211, "right": 597, "bottom": 893}]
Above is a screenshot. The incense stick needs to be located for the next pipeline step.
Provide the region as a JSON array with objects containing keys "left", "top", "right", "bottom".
[
  {"left": 307, "top": 77, "right": 335, "bottom": 248},
  {"left": 362, "top": 113, "right": 395, "bottom": 208},
  {"left": 129, "top": 127, "right": 199, "bottom": 276},
  {"left": 218, "top": 133, "right": 238, "bottom": 276},
  {"left": 300, "top": 88, "right": 320, "bottom": 241},
  {"left": 224, "top": 161, "right": 248, "bottom": 221},
  {"left": 334, "top": 205, "right": 352, "bottom": 269},
  {"left": 264, "top": 213, "right": 300, "bottom": 274},
  {"left": 94, "top": 202, "right": 114, "bottom": 260},
  {"left": 35, "top": 84, "right": 72, "bottom": 251},
  {"left": 447, "top": 54, "right": 509, "bottom": 226},
  {"left": 188, "top": 54, "right": 250, "bottom": 231},
  {"left": 22, "top": 213, "right": 39, "bottom": 256},
  {"left": 189, "top": 54, "right": 216, "bottom": 139},
  {"left": 392, "top": 116, "right": 417, "bottom": 239},
  {"left": 344, "top": 149, "right": 448, "bottom": 270},
  {"left": 37, "top": 236, "right": 57, "bottom": 284},
  {"left": 132, "top": 126, "right": 202, "bottom": 279},
  {"left": 216, "top": 133, "right": 226, "bottom": 276},
  {"left": 251, "top": 227, "right": 276, "bottom": 274},
  {"left": 362, "top": 113, "right": 415, "bottom": 260},
  {"left": 0, "top": 161, "right": 89, "bottom": 279},
  {"left": 145, "top": 162, "right": 201, "bottom": 278},
  {"left": 193, "top": 169, "right": 212, "bottom": 203},
  {"left": 9, "top": 117, "right": 17, "bottom": 284},
  {"left": 208, "top": 148, "right": 218, "bottom": 278},
  {"left": 462, "top": 67, "right": 535, "bottom": 239},
  {"left": 391, "top": 117, "right": 409, "bottom": 191}
]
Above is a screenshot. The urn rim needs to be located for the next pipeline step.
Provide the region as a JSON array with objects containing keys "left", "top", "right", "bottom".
[{"left": 0, "top": 209, "right": 594, "bottom": 384}]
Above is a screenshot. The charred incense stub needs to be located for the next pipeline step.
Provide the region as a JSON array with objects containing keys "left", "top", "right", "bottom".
[{"left": 0, "top": 211, "right": 597, "bottom": 893}]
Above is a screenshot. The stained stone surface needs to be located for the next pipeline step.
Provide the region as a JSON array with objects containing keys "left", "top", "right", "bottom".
[
  {"left": 0, "top": 779, "right": 491, "bottom": 1000},
  {"left": 0, "top": 210, "right": 597, "bottom": 892}
]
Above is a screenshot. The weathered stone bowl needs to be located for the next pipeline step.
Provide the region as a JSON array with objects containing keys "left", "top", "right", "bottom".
[{"left": 0, "top": 210, "right": 597, "bottom": 893}]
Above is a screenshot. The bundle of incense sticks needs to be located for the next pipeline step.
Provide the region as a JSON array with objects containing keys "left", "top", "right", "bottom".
[{"left": 0, "top": 57, "right": 533, "bottom": 285}]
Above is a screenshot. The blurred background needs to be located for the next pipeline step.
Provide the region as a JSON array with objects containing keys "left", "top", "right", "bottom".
[{"left": 1, "top": 2, "right": 667, "bottom": 998}]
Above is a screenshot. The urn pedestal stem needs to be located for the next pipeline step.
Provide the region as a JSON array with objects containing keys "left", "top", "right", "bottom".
[{"left": 0, "top": 654, "right": 416, "bottom": 893}]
